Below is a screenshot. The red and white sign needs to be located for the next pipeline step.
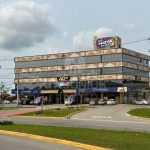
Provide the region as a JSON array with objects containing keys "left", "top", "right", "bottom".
[{"left": 60, "top": 82, "right": 68, "bottom": 87}]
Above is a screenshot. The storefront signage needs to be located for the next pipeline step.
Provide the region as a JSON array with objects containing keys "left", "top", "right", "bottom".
[
  {"left": 77, "top": 87, "right": 128, "bottom": 93},
  {"left": 60, "top": 82, "right": 68, "bottom": 87},
  {"left": 117, "top": 87, "right": 127, "bottom": 92},
  {"left": 127, "top": 87, "right": 142, "bottom": 92},
  {"left": 95, "top": 37, "right": 116, "bottom": 49},
  {"left": 57, "top": 76, "right": 70, "bottom": 81},
  {"left": 11, "top": 89, "right": 41, "bottom": 94},
  {"left": 135, "top": 76, "right": 141, "bottom": 81}
]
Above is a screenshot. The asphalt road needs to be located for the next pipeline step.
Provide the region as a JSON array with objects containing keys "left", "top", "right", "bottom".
[
  {"left": 1, "top": 104, "right": 150, "bottom": 133},
  {"left": 0, "top": 134, "right": 84, "bottom": 150}
]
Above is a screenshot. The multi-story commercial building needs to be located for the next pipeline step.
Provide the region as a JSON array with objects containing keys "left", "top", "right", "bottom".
[{"left": 13, "top": 36, "right": 150, "bottom": 104}]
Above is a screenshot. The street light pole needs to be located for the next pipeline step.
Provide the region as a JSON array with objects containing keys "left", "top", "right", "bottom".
[
  {"left": 17, "top": 80, "right": 19, "bottom": 107},
  {"left": 76, "top": 77, "right": 79, "bottom": 111}
]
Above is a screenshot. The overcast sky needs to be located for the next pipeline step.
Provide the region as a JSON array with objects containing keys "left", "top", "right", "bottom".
[{"left": 0, "top": 0, "right": 150, "bottom": 90}]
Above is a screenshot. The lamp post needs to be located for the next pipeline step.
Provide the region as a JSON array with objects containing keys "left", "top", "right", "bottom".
[
  {"left": 76, "top": 77, "right": 80, "bottom": 111},
  {"left": 148, "top": 50, "right": 150, "bottom": 105},
  {"left": 16, "top": 80, "right": 19, "bottom": 106},
  {"left": 16, "top": 69, "right": 21, "bottom": 107},
  {"left": 0, "top": 83, "right": 4, "bottom": 107}
]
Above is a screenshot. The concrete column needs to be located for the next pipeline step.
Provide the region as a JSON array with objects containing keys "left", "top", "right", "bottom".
[
  {"left": 120, "top": 92, "right": 123, "bottom": 104},
  {"left": 101, "top": 92, "right": 104, "bottom": 99},
  {"left": 80, "top": 93, "right": 82, "bottom": 104},
  {"left": 64, "top": 94, "right": 66, "bottom": 104},
  {"left": 136, "top": 93, "right": 138, "bottom": 100},
  {"left": 127, "top": 92, "right": 130, "bottom": 104},
  {"left": 49, "top": 93, "right": 52, "bottom": 104}
]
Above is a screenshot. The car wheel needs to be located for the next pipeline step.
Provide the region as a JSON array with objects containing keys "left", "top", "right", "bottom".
[
  {"left": 142, "top": 103, "right": 144, "bottom": 105},
  {"left": 133, "top": 102, "right": 136, "bottom": 104}
]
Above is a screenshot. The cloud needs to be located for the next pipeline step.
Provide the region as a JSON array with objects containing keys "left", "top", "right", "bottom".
[
  {"left": 72, "top": 27, "right": 114, "bottom": 50},
  {"left": 122, "top": 22, "right": 138, "bottom": 32},
  {"left": 62, "top": 31, "right": 68, "bottom": 38},
  {"left": 0, "top": 0, "right": 56, "bottom": 51}
]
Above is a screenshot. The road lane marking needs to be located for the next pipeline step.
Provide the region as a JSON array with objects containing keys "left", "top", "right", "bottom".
[
  {"left": 92, "top": 116, "right": 112, "bottom": 119},
  {"left": 70, "top": 118, "right": 150, "bottom": 124}
]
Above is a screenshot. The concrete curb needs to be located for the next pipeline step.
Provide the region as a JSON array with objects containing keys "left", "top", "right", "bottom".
[
  {"left": 0, "top": 130, "right": 110, "bottom": 150},
  {"left": 11, "top": 115, "right": 65, "bottom": 119},
  {"left": 126, "top": 112, "right": 150, "bottom": 120},
  {"left": 65, "top": 108, "right": 89, "bottom": 119}
]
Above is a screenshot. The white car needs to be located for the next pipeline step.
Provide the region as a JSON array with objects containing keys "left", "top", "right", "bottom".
[
  {"left": 65, "top": 98, "right": 74, "bottom": 105},
  {"left": 12, "top": 99, "right": 17, "bottom": 103},
  {"left": 3, "top": 100, "right": 11, "bottom": 104},
  {"left": 107, "top": 99, "right": 116, "bottom": 105},
  {"left": 133, "top": 99, "right": 149, "bottom": 105},
  {"left": 89, "top": 100, "right": 97, "bottom": 106}
]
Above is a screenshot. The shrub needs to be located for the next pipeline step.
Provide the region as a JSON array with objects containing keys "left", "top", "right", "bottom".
[{"left": 0, "top": 120, "right": 14, "bottom": 125}]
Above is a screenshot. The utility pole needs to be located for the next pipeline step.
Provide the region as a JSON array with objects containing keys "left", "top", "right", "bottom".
[
  {"left": 17, "top": 80, "right": 19, "bottom": 107},
  {"left": 76, "top": 77, "right": 80, "bottom": 111},
  {"left": 0, "top": 82, "right": 4, "bottom": 107}
]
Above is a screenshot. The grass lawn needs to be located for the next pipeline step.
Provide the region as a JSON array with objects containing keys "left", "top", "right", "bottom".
[
  {"left": 127, "top": 108, "right": 150, "bottom": 118},
  {"left": 0, "top": 124, "right": 150, "bottom": 150},
  {"left": 17, "top": 108, "right": 85, "bottom": 117}
]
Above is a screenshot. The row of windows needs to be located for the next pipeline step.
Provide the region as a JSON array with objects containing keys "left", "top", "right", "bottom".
[
  {"left": 17, "top": 80, "right": 123, "bottom": 90},
  {"left": 15, "top": 67, "right": 149, "bottom": 79},
  {"left": 17, "top": 80, "right": 148, "bottom": 90},
  {"left": 15, "top": 54, "right": 149, "bottom": 68},
  {"left": 123, "top": 54, "right": 148, "bottom": 66}
]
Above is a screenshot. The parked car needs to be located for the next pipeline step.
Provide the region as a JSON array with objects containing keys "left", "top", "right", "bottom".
[
  {"left": 12, "top": 99, "right": 17, "bottom": 103},
  {"left": 98, "top": 99, "right": 107, "bottom": 105},
  {"left": 65, "top": 98, "right": 73, "bottom": 105},
  {"left": 107, "top": 99, "right": 116, "bottom": 105},
  {"left": 22, "top": 99, "right": 33, "bottom": 105},
  {"left": 83, "top": 97, "right": 90, "bottom": 104},
  {"left": 65, "top": 95, "right": 75, "bottom": 105},
  {"left": 133, "top": 99, "right": 149, "bottom": 105},
  {"left": 2, "top": 100, "right": 11, "bottom": 104},
  {"left": 89, "top": 100, "right": 98, "bottom": 106},
  {"left": 29, "top": 100, "right": 34, "bottom": 105},
  {"left": 34, "top": 97, "right": 47, "bottom": 105}
]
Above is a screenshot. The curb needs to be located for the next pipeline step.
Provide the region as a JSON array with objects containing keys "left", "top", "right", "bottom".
[
  {"left": 11, "top": 115, "right": 65, "bottom": 119},
  {"left": 126, "top": 112, "right": 150, "bottom": 120},
  {"left": 0, "top": 130, "right": 110, "bottom": 150},
  {"left": 65, "top": 108, "right": 88, "bottom": 119}
]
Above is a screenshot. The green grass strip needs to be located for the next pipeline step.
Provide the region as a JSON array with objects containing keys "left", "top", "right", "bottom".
[
  {"left": 128, "top": 108, "right": 150, "bottom": 118},
  {"left": 17, "top": 108, "right": 85, "bottom": 117},
  {"left": 0, "top": 124, "right": 150, "bottom": 150}
]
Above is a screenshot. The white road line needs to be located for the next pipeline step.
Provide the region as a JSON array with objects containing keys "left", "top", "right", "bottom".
[{"left": 70, "top": 118, "right": 150, "bottom": 124}]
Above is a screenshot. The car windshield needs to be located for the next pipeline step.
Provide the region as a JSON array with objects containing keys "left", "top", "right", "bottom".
[
  {"left": 91, "top": 100, "right": 95, "bottom": 102},
  {"left": 35, "top": 97, "right": 42, "bottom": 101}
]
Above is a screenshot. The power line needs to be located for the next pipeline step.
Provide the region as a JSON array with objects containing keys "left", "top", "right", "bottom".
[{"left": 122, "top": 37, "right": 150, "bottom": 45}]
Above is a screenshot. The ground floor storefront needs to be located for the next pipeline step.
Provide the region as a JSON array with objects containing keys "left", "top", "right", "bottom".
[
  {"left": 39, "top": 88, "right": 149, "bottom": 104},
  {"left": 12, "top": 87, "right": 149, "bottom": 104}
]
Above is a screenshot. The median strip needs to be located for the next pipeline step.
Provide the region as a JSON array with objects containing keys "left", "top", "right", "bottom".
[{"left": 0, "top": 130, "right": 110, "bottom": 150}]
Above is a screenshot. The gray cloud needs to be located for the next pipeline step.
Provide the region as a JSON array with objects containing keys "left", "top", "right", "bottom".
[{"left": 0, "top": 0, "right": 56, "bottom": 51}]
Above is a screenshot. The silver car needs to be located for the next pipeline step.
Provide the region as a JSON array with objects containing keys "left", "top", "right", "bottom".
[
  {"left": 133, "top": 99, "right": 149, "bottom": 105},
  {"left": 89, "top": 100, "right": 97, "bottom": 106}
]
